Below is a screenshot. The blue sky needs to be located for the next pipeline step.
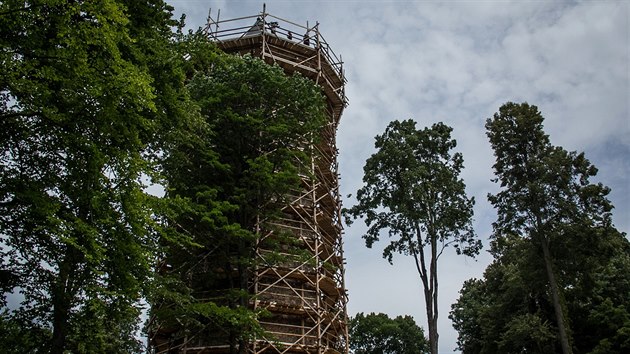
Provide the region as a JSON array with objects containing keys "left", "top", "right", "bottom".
[{"left": 167, "top": 1, "right": 630, "bottom": 352}]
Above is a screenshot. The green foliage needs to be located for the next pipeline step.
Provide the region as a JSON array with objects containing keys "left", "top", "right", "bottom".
[
  {"left": 450, "top": 102, "right": 630, "bottom": 354},
  {"left": 499, "top": 313, "right": 556, "bottom": 353},
  {"left": 345, "top": 120, "right": 479, "bottom": 262},
  {"left": 349, "top": 312, "right": 429, "bottom": 354},
  {"left": 450, "top": 233, "right": 558, "bottom": 354},
  {"left": 0, "top": 0, "right": 187, "bottom": 352},
  {"left": 0, "top": 312, "right": 51, "bottom": 353},
  {"left": 1, "top": 1, "right": 327, "bottom": 352},
  {"left": 486, "top": 102, "right": 613, "bottom": 241},
  {"left": 148, "top": 32, "right": 327, "bottom": 350},
  {"left": 451, "top": 229, "right": 630, "bottom": 354},
  {"left": 448, "top": 279, "right": 486, "bottom": 354},
  {"left": 345, "top": 120, "right": 479, "bottom": 354}
]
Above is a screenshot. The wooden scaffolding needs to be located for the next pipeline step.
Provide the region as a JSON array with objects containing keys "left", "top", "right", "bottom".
[{"left": 165, "top": 5, "right": 349, "bottom": 354}]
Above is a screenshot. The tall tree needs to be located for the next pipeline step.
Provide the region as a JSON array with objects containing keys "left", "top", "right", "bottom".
[
  {"left": 484, "top": 102, "right": 620, "bottom": 354},
  {"left": 450, "top": 234, "right": 559, "bottom": 354},
  {"left": 0, "top": 0, "right": 185, "bottom": 352},
  {"left": 345, "top": 120, "right": 481, "bottom": 354},
  {"left": 450, "top": 223, "right": 630, "bottom": 353},
  {"left": 349, "top": 312, "right": 429, "bottom": 354},
  {"left": 148, "top": 35, "right": 327, "bottom": 353}
]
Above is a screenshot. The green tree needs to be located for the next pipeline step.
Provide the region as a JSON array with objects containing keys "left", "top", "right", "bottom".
[
  {"left": 448, "top": 279, "right": 487, "bottom": 354},
  {"left": 450, "top": 234, "right": 559, "bottom": 354},
  {"left": 148, "top": 34, "right": 327, "bottom": 353},
  {"left": 485, "top": 102, "right": 620, "bottom": 354},
  {"left": 345, "top": 120, "right": 481, "bottom": 354},
  {"left": 349, "top": 312, "right": 429, "bottom": 354},
  {"left": 0, "top": 1, "right": 186, "bottom": 352},
  {"left": 451, "top": 102, "right": 630, "bottom": 354},
  {"left": 451, "top": 226, "right": 630, "bottom": 354}
]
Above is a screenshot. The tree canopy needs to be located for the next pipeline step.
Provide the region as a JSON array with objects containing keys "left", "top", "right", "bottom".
[
  {"left": 349, "top": 312, "right": 429, "bottom": 354},
  {"left": 345, "top": 120, "right": 480, "bottom": 354},
  {"left": 0, "top": 0, "right": 186, "bottom": 352},
  {"left": 450, "top": 227, "right": 630, "bottom": 354},
  {"left": 0, "top": 1, "right": 329, "bottom": 352},
  {"left": 146, "top": 33, "right": 327, "bottom": 352},
  {"left": 450, "top": 102, "right": 630, "bottom": 354}
]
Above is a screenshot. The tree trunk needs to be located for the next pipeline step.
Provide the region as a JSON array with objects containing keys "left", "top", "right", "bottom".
[
  {"left": 51, "top": 249, "right": 78, "bottom": 354},
  {"left": 541, "top": 236, "right": 572, "bottom": 354},
  {"left": 51, "top": 276, "right": 70, "bottom": 354},
  {"left": 429, "top": 236, "right": 439, "bottom": 354},
  {"left": 417, "top": 236, "right": 439, "bottom": 354},
  {"left": 412, "top": 223, "right": 440, "bottom": 354},
  {"left": 423, "top": 285, "right": 439, "bottom": 354},
  {"left": 429, "top": 320, "right": 439, "bottom": 354}
]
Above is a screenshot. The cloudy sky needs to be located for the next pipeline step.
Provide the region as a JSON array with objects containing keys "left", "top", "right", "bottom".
[{"left": 167, "top": 1, "right": 629, "bottom": 352}]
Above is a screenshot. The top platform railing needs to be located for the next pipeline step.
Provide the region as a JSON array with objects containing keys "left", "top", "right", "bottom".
[{"left": 204, "top": 7, "right": 346, "bottom": 87}]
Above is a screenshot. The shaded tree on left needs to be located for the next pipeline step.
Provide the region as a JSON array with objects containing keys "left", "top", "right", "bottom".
[{"left": 0, "top": 1, "right": 188, "bottom": 352}]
